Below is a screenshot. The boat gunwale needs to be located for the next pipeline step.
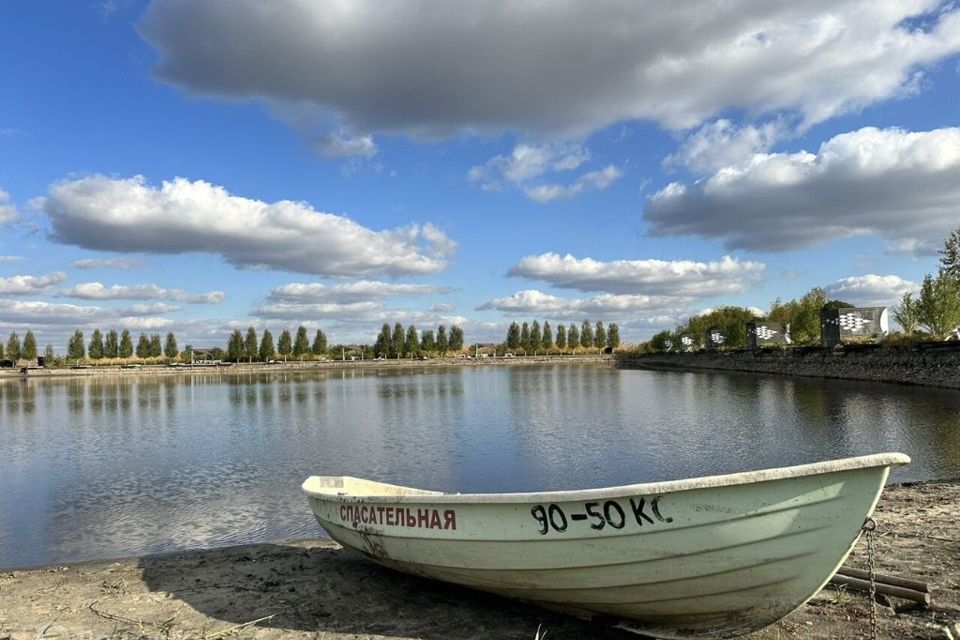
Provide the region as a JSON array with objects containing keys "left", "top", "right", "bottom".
[{"left": 302, "top": 452, "right": 909, "bottom": 505}]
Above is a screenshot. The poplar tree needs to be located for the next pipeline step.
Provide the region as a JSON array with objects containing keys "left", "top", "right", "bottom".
[
  {"left": 0, "top": 339, "right": 4, "bottom": 359},
  {"left": 568, "top": 324, "right": 579, "bottom": 351},
  {"left": 105, "top": 329, "right": 119, "bottom": 358},
  {"left": 556, "top": 324, "right": 566, "bottom": 351},
  {"left": 580, "top": 320, "right": 593, "bottom": 348},
  {"left": 244, "top": 327, "right": 258, "bottom": 362},
  {"left": 44, "top": 344, "right": 55, "bottom": 362},
  {"left": 293, "top": 326, "right": 310, "bottom": 356},
  {"left": 278, "top": 329, "right": 292, "bottom": 357},
  {"left": 404, "top": 324, "right": 419, "bottom": 357},
  {"left": 136, "top": 333, "right": 151, "bottom": 358},
  {"left": 119, "top": 329, "right": 133, "bottom": 358},
  {"left": 607, "top": 323, "right": 621, "bottom": 349},
  {"left": 594, "top": 321, "right": 606, "bottom": 349},
  {"left": 227, "top": 329, "right": 244, "bottom": 362},
  {"left": 164, "top": 332, "right": 178, "bottom": 358},
  {"left": 530, "top": 320, "right": 542, "bottom": 354},
  {"left": 391, "top": 323, "right": 405, "bottom": 358},
  {"left": 449, "top": 325, "right": 464, "bottom": 351},
  {"left": 374, "top": 324, "right": 391, "bottom": 357},
  {"left": 6, "top": 332, "right": 21, "bottom": 361},
  {"left": 88, "top": 329, "right": 104, "bottom": 360},
  {"left": 436, "top": 325, "right": 448, "bottom": 356},
  {"left": 259, "top": 329, "right": 276, "bottom": 361},
  {"left": 542, "top": 321, "right": 553, "bottom": 351},
  {"left": 149, "top": 334, "right": 162, "bottom": 357},
  {"left": 420, "top": 329, "right": 436, "bottom": 352},
  {"left": 520, "top": 322, "right": 530, "bottom": 353},
  {"left": 311, "top": 329, "right": 327, "bottom": 356},
  {"left": 506, "top": 322, "right": 521, "bottom": 350},
  {"left": 22, "top": 330, "right": 37, "bottom": 360},
  {"left": 68, "top": 330, "right": 85, "bottom": 360}
]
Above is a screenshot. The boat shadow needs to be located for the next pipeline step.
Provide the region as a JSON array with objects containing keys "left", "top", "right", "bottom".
[{"left": 138, "top": 540, "right": 642, "bottom": 639}]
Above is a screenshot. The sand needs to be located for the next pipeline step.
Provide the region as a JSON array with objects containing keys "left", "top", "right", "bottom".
[{"left": 1, "top": 482, "right": 957, "bottom": 640}]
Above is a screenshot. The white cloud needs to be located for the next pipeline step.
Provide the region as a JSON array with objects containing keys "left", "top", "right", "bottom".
[
  {"left": 430, "top": 303, "right": 456, "bottom": 313},
  {"left": 0, "top": 256, "right": 22, "bottom": 264},
  {"left": 44, "top": 175, "right": 455, "bottom": 277},
  {"left": 60, "top": 281, "right": 224, "bottom": 304},
  {"left": 0, "top": 189, "right": 20, "bottom": 225},
  {"left": 313, "top": 131, "right": 378, "bottom": 158},
  {"left": 0, "top": 272, "right": 67, "bottom": 295},
  {"left": 476, "top": 289, "right": 688, "bottom": 320},
  {"left": 823, "top": 274, "right": 918, "bottom": 307},
  {"left": 267, "top": 280, "right": 455, "bottom": 304},
  {"left": 72, "top": 257, "right": 142, "bottom": 270},
  {"left": 665, "top": 120, "right": 785, "bottom": 173},
  {"left": 469, "top": 143, "right": 619, "bottom": 202},
  {"left": 140, "top": 1, "right": 960, "bottom": 137},
  {"left": 508, "top": 253, "right": 764, "bottom": 296},
  {"left": 883, "top": 238, "right": 940, "bottom": 257},
  {"left": 645, "top": 126, "right": 960, "bottom": 251}
]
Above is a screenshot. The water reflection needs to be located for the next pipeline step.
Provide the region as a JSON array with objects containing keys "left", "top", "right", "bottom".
[{"left": 0, "top": 366, "right": 958, "bottom": 569}]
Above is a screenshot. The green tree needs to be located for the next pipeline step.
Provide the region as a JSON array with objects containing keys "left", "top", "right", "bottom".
[
  {"left": 277, "top": 329, "right": 292, "bottom": 358},
  {"left": 293, "top": 326, "right": 310, "bottom": 356},
  {"left": 6, "top": 332, "right": 21, "bottom": 361},
  {"left": 149, "top": 334, "right": 162, "bottom": 357},
  {"left": 67, "top": 330, "right": 85, "bottom": 360},
  {"left": 939, "top": 226, "right": 960, "bottom": 282},
  {"left": 594, "top": 321, "right": 606, "bottom": 349},
  {"left": 105, "top": 329, "right": 119, "bottom": 358},
  {"left": 227, "top": 329, "right": 244, "bottom": 362},
  {"left": 88, "top": 329, "right": 104, "bottom": 360},
  {"left": 449, "top": 325, "right": 464, "bottom": 351},
  {"left": 0, "top": 339, "right": 4, "bottom": 359},
  {"left": 767, "top": 287, "right": 827, "bottom": 345},
  {"left": 22, "top": 330, "right": 37, "bottom": 360},
  {"left": 679, "top": 306, "right": 759, "bottom": 350},
  {"left": 917, "top": 272, "right": 960, "bottom": 339},
  {"left": 312, "top": 329, "right": 327, "bottom": 356},
  {"left": 893, "top": 292, "right": 920, "bottom": 335},
  {"left": 259, "top": 329, "right": 276, "bottom": 361},
  {"left": 392, "top": 323, "right": 405, "bottom": 359},
  {"left": 164, "top": 332, "right": 178, "bottom": 358},
  {"left": 530, "top": 320, "right": 542, "bottom": 354},
  {"left": 436, "top": 325, "right": 448, "bottom": 356},
  {"left": 119, "top": 329, "right": 133, "bottom": 358},
  {"left": 556, "top": 324, "right": 567, "bottom": 351},
  {"left": 568, "top": 323, "right": 579, "bottom": 351},
  {"left": 506, "top": 322, "right": 521, "bottom": 350},
  {"left": 404, "top": 324, "right": 419, "bottom": 357},
  {"left": 44, "top": 344, "right": 55, "bottom": 362},
  {"left": 374, "top": 323, "right": 391, "bottom": 357},
  {"left": 542, "top": 321, "right": 553, "bottom": 352},
  {"left": 520, "top": 322, "right": 531, "bottom": 353},
  {"left": 182, "top": 344, "right": 194, "bottom": 362},
  {"left": 649, "top": 330, "right": 674, "bottom": 353},
  {"left": 607, "top": 323, "right": 621, "bottom": 349},
  {"left": 136, "top": 333, "right": 151, "bottom": 358},
  {"left": 244, "top": 326, "right": 258, "bottom": 362},
  {"left": 420, "top": 329, "right": 436, "bottom": 352},
  {"left": 580, "top": 320, "right": 593, "bottom": 349}
]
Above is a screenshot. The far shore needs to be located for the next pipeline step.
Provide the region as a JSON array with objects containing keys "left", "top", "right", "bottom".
[
  {"left": 0, "top": 353, "right": 613, "bottom": 381},
  {"left": 1, "top": 480, "right": 957, "bottom": 639}
]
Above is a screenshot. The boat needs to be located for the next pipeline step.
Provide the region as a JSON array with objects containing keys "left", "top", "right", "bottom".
[{"left": 302, "top": 452, "right": 909, "bottom": 639}]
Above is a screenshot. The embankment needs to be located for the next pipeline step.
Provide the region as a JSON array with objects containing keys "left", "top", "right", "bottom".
[{"left": 617, "top": 343, "right": 960, "bottom": 389}]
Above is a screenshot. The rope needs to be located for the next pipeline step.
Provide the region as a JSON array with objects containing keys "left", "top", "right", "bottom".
[{"left": 864, "top": 517, "right": 879, "bottom": 640}]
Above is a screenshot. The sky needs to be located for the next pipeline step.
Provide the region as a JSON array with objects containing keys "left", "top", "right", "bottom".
[{"left": 1, "top": 0, "right": 959, "bottom": 351}]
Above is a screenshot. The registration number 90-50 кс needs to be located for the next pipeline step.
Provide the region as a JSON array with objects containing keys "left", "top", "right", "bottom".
[{"left": 530, "top": 497, "right": 672, "bottom": 535}]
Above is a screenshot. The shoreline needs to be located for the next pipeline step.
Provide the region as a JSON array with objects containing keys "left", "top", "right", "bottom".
[{"left": 2, "top": 481, "right": 957, "bottom": 639}]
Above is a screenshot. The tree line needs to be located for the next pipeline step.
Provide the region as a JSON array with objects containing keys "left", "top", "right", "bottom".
[
  {"left": 373, "top": 323, "right": 464, "bottom": 358},
  {"left": 504, "top": 319, "right": 620, "bottom": 354}
]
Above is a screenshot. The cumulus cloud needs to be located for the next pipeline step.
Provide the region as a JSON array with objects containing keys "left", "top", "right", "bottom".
[
  {"left": 476, "top": 289, "right": 688, "bottom": 320},
  {"left": 469, "top": 143, "right": 620, "bottom": 202},
  {"left": 508, "top": 253, "right": 764, "bottom": 296},
  {"left": 43, "top": 175, "right": 455, "bottom": 277},
  {"left": 0, "top": 189, "right": 20, "bottom": 225},
  {"left": 72, "top": 257, "right": 142, "bottom": 270},
  {"left": 665, "top": 120, "right": 785, "bottom": 173},
  {"left": 140, "top": 1, "right": 960, "bottom": 137},
  {"left": 60, "top": 281, "right": 224, "bottom": 304},
  {"left": 267, "top": 280, "right": 454, "bottom": 304},
  {"left": 0, "top": 272, "right": 67, "bottom": 295},
  {"left": 823, "top": 274, "right": 917, "bottom": 307},
  {"left": 645, "top": 126, "right": 960, "bottom": 251},
  {"left": 312, "top": 131, "right": 378, "bottom": 158}
]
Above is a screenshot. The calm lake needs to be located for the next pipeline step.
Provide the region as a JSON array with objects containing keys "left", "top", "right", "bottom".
[{"left": 2, "top": 363, "right": 959, "bottom": 569}]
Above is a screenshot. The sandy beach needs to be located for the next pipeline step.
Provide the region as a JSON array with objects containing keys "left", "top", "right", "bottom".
[{"left": 1, "top": 481, "right": 957, "bottom": 640}]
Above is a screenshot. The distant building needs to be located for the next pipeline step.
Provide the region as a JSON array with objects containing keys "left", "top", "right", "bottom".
[
  {"left": 746, "top": 322, "right": 791, "bottom": 349},
  {"left": 821, "top": 307, "right": 889, "bottom": 347}
]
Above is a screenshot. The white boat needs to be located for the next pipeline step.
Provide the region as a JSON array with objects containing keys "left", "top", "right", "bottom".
[{"left": 302, "top": 452, "right": 909, "bottom": 639}]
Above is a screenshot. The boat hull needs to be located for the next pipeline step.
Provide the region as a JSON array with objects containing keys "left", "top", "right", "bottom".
[{"left": 303, "top": 453, "right": 908, "bottom": 638}]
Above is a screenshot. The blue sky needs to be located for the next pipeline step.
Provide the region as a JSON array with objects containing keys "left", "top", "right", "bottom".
[{"left": 1, "top": 1, "right": 959, "bottom": 350}]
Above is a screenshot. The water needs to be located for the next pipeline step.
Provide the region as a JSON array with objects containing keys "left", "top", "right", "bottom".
[{"left": 1, "top": 364, "right": 958, "bottom": 569}]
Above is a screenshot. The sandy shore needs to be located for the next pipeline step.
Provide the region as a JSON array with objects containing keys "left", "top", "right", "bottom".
[{"left": 1, "top": 483, "right": 957, "bottom": 640}]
